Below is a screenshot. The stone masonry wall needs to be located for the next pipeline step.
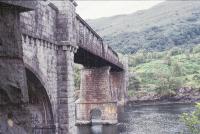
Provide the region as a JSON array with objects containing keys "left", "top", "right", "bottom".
[
  {"left": 0, "top": 4, "right": 31, "bottom": 134},
  {"left": 76, "top": 66, "right": 118, "bottom": 124},
  {"left": 57, "top": 44, "right": 77, "bottom": 134},
  {"left": 22, "top": 34, "right": 58, "bottom": 121},
  {"left": 52, "top": 1, "right": 77, "bottom": 44},
  {"left": 21, "top": 1, "right": 78, "bottom": 133},
  {"left": 20, "top": 1, "right": 57, "bottom": 42},
  {"left": 20, "top": 1, "right": 59, "bottom": 126},
  {"left": 79, "top": 67, "right": 111, "bottom": 102},
  {"left": 110, "top": 71, "right": 124, "bottom": 101},
  {"left": 0, "top": 4, "right": 29, "bottom": 104},
  {"left": 53, "top": 1, "right": 78, "bottom": 133},
  {"left": 76, "top": 102, "right": 117, "bottom": 124}
]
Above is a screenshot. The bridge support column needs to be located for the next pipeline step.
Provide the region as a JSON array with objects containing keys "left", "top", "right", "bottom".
[
  {"left": 110, "top": 70, "right": 127, "bottom": 121},
  {"left": 57, "top": 42, "right": 78, "bottom": 134},
  {"left": 76, "top": 66, "right": 118, "bottom": 125}
]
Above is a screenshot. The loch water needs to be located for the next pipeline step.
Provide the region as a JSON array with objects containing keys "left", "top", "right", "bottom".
[{"left": 77, "top": 103, "right": 195, "bottom": 134}]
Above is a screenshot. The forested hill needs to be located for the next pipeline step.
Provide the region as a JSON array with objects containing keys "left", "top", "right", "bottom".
[{"left": 87, "top": 1, "right": 200, "bottom": 53}]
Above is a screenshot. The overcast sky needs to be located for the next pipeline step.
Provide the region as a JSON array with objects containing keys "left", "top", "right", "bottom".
[{"left": 76, "top": 1, "right": 164, "bottom": 20}]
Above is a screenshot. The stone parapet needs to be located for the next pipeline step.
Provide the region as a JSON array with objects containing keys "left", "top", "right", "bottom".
[{"left": 20, "top": 1, "right": 57, "bottom": 43}]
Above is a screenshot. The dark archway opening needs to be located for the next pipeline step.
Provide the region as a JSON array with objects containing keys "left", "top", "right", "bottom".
[
  {"left": 90, "top": 108, "right": 102, "bottom": 121},
  {"left": 26, "top": 68, "right": 55, "bottom": 133}
]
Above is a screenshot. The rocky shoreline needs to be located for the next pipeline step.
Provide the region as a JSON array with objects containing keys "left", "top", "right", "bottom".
[{"left": 128, "top": 87, "right": 200, "bottom": 105}]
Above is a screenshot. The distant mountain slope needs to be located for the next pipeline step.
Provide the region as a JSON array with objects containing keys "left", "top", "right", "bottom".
[{"left": 87, "top": 1, "right": 200, "bottom": 53}]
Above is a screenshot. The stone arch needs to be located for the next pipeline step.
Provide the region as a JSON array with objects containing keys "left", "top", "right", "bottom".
[
  {"left": 24, "top": 63, "right": 48, "bottom": 91},
  {"left": 90, "top": 108, "right": 102, "bottom": 121},
  {"left": 25, "top": 67, "right": 55, "bottom": 130}
]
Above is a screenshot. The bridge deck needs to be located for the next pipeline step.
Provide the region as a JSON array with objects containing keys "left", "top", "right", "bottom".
[
  {"left": 76, "top": 14, "right": 124, "bottom": 70},
  {"left": 18, "top": 1, "right": 124, "bottom": 71}
]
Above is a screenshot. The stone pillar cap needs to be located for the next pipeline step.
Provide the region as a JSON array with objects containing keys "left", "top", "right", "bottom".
[
  {"left": 60, "top": 41, "right": 77, "bottom": 47},
  {"left": 60, "top": 41, "right": 78, "bottom": 53}
]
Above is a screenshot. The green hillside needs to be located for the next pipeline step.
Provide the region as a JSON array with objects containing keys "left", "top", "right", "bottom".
[
  {"left": 128, "top": 45, "right": 200, "bottom": 97},
  {"left": 88, "top": 1, "right": 200, "bottom": 53}
]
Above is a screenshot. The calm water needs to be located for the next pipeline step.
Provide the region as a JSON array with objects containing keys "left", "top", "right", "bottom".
[{"left": 77, "top": 103, "right": 195, "bottom": 134}]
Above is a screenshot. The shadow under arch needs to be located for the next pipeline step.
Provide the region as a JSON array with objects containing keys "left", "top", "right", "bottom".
[
  {"left": 25, "top": 67, "right": 55, "bottom": 131},
  {"left": 24, "top": 63, "right": 48, "bottom": 91},
  {"left": 90, "top": 108, "right": 102, "bottom": 121}
]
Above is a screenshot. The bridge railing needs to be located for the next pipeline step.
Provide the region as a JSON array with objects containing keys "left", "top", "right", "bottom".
[
  {"left": 76, "top": 14, "right": 103, "bottom": 57},
  {"left": 76, "top": 14, "right": 123, "bottom": 69}
]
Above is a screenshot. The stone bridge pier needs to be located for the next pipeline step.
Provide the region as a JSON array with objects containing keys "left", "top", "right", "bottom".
[
  {"left": 76, "top": 66, "right": 127, "bottom": 125},
  {"left": 57, "top": 43, "right": 78, "bottom": 134}
]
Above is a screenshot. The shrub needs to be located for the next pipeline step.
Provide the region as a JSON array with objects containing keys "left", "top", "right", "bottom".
[
  {"left": 128, "top": 75, "right": 141, "bottom": 91},
  {"left": 171, "top": 62, "right": 183, "bottom": 77},
  {"left": 181, "top": 103, "right": 200, "bottom": 134},
  {"left": 155, "top": 75, "right": 182, "bottom": 96}
]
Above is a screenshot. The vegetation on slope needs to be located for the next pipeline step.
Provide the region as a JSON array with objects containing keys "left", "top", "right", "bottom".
[
  {"left": 83, "top": 1, "right": 200, "bottom": 102},
  {"left": 128, "top": 45, "right": 200, "bottom": 99},
  {"left": 88, "top": 1, "right": 200, "bottom": 54},
  {"left": 181, "top": 103, "right": 200, "bottom": 134}
]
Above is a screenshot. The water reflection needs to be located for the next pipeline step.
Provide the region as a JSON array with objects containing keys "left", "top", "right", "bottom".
[
  {"left": 77, "top": 103, "right": 194, "bottom": 134},
  {"left": 77, "top": 124, "right": 118, "bottom": 134},
  {"left": 91, "top": 125, "right": 102, "bottom": 134}
]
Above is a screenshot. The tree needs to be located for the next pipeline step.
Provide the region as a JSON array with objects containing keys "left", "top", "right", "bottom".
[
  {"left": 163, "top": 56, "right": 172, "bottom": 66},
  {"left": 171, "top": 62, "right": 182, "bottom": 77},
  {"left": 185, "top": 52, "right": 191, "bottom": 60},
  {"left": 128, "top": 75, "right": 140, "bottom": 91},
  {"left": 155, "top": 74, "right": 182, "bottom": 96},
  {"left": 169, "top": 47, "right": 182, "bottom": 56}
]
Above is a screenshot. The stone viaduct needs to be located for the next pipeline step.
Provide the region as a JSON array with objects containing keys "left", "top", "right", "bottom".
[{"left": 0, "top": 1, "right": 128, "bottom": 134}]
